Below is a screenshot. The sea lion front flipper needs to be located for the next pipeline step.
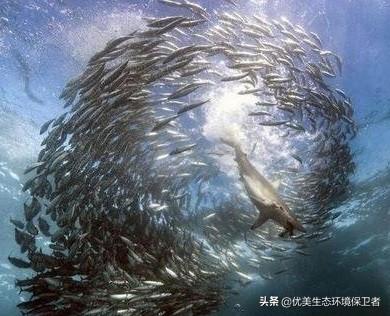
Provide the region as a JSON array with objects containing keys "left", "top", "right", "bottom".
[
  {"left": 278, "top": 229, "right": 289, "bottom": 238},
  {"left": 250, "top": 212, "right": 269, "bottom": 230},
  {"left": 279, "top": 221, "right": 294, "bottom": 238},
  {"left": 287, "top": 221, "right": 295, "bottom": 236}
]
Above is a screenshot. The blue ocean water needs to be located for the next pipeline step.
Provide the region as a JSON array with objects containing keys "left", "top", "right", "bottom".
[{"left": 0, "top": 1, "right": 389, "bottom": 315}]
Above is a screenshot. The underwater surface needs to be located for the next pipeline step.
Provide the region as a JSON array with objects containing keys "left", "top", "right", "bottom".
[{"left": 0, "top": 0, "right": 389, "bottom": 315}]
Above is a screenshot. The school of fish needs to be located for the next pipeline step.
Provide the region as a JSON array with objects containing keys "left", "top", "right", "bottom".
[{"left": 9, "top": 0, "right": 357, "bottom": 315}]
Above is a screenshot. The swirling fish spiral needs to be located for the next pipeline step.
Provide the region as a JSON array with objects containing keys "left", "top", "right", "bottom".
[{"left": 10, "top": 1, "right": 356, "bottom": 315}]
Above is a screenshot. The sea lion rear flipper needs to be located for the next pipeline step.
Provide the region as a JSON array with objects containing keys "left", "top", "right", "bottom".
[{"left": 250, "top": 212, "right": 269, "bottom": 230}]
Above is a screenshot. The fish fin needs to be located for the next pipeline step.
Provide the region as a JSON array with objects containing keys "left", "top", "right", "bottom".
[{"left": 250, "top": 212, "right": 269, "bottom": 230}]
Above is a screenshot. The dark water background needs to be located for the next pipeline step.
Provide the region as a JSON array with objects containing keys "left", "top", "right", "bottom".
[{"left": 0, "top": 1, "right": 389, "bottom": 315}]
